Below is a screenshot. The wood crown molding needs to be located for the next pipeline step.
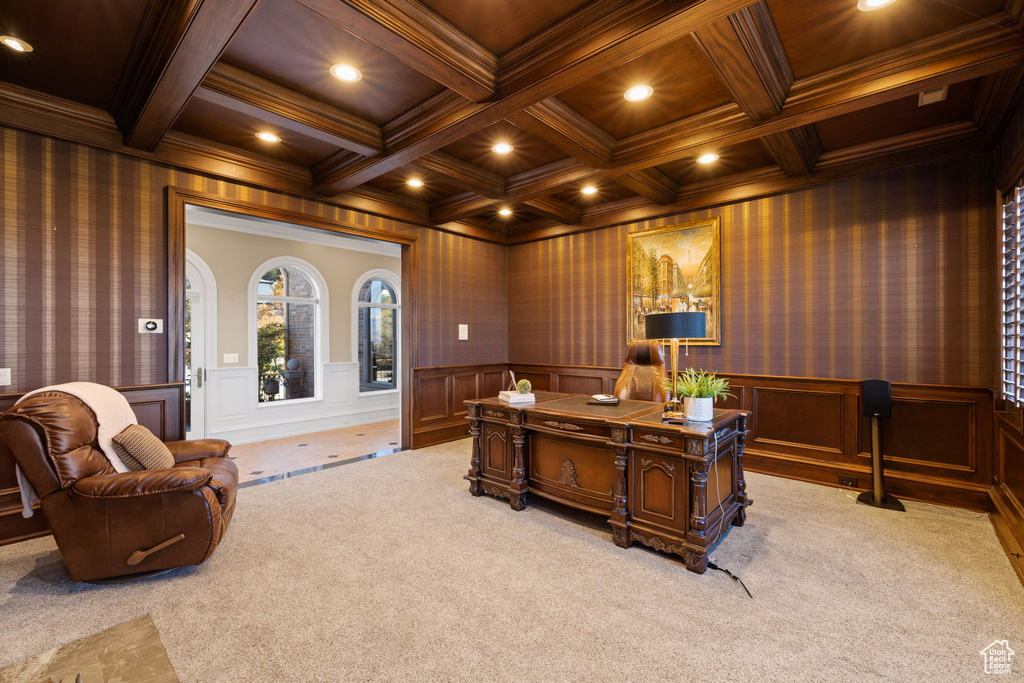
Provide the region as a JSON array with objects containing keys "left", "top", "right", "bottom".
[
  {"left": 614, "top": 168, "right": 680, "bottom": 205},
  {"left": 196, "top": 63, "right": 384, "bottom": 157},
  {"left": 109, "top": 0, "right": 259, "bottom": 151},
  {"left": 294, "top": 0, "right": 496, "bottom": 102},
  {"left": 972, "top": 65, "right": 1024, "bottom": 144},
  {"left": 411, "top": 151, "right": 506, "bottom": 199},
  {"left": 507, "top": 128, "right": 986, "bottom": 244},
  {"left": 762, "top": 125, "right": 823, "bottom": 177},
  {"left": 506, "top": 97, "right": 615, "bottom": 168},
  {"left": 523, "top": 196, "right": 582, "bottom": 224},
  {"left": 311, "top": 0, "right": 757, "bottom": 194},
  {"left": 693, "top": 0, "right": 793, "bottom": 120},
  {"left": 430, "top": 16, "right": 1023, "bottom": 223}
]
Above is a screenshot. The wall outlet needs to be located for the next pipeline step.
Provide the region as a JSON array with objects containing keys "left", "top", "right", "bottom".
[
  {"left": 0, "top": 368, "right": 10, "bottom": 385},
  {"left": 838, "top": 475, "right": 858, "bottom": 488},
  {"left": 223, "top": 353, "right": 239, "bottom": 364},
  {"left": 458, "top": 324, "right": 469, "bottom": 341},
  {"left": 138, "top": 318, "right": 163, "bottom": 333}
]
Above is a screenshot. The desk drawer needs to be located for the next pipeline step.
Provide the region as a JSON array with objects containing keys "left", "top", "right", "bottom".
[{"left": 525, "top": 413, "right": 608, "bottom": 439}]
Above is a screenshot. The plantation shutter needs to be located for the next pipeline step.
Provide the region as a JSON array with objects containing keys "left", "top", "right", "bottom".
[{"left": 1002, "top": 184, "right": 1024, "bottom": 405}]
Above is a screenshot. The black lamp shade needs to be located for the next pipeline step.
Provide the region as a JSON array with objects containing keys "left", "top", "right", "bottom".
[{"left": 645, "top": 312, "right": 707, "bottom": 340}]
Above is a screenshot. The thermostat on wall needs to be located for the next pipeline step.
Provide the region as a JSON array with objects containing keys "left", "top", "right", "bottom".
[{"left": 138, "top": 319, "right": 163, "bottom": 333}]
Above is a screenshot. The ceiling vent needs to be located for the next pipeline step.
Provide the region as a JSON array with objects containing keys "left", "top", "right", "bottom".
[{"left": 918, "top": 86, "right": 948, "bottom": 107}]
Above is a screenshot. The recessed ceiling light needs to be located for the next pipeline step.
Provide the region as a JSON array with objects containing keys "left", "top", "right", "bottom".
[
  {"left": 330, "top": 63, "right": 362, "bottom": 82},
  {"left": 491, "top": 142, "right": 513, "bottom": 154},
  {"left": 857, "top": 0, "right": 897, "bottom": 10},
  {"left": 696, "top": 153, "right": 719, "bottom": 164},
  {"left": 624, "top": 85, "right": 653, "bottom": 102},
  {"left": 407, "top": 178, "right": 424, "bottom": 187},
  {"left": 1, "top": 36, "right": 33, "bottom": 52},
  {"left": 581, "top": 186, "right": 597, "bottom": 195},
  {"left": 498, "top": 208, "right": 512, "bottom": 216},
  {"left": 256, "top": 132, "right": 281, "bottom": 142}
]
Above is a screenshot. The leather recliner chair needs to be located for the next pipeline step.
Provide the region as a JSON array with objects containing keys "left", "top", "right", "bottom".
[
  {"left": 0, "top": 391, "right": 238, "bottom": 582},
  {"left": 613, "top": 341, "right": 671, "bottom": 403}
]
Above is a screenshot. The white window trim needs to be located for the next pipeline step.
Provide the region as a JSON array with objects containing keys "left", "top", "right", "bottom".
[
  {"left": 248, "top": 256, "right": 330, "bottom": 407},
  {"left": 352, "top": 269, "right": 401, "bottom": 396}
]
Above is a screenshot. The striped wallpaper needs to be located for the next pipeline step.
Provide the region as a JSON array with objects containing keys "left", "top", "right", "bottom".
[
  {"left": 508, "top": 156, "right": 999, "bottom": 388},
  {"left": 0, "top": 126, "right": 509, "bottom": 393}
]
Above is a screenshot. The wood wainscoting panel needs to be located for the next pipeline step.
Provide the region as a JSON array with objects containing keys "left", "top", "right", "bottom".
[
  {"left": 507, "top": 364, "right": 996, "bottom": 511},
  {"left": 0, "top": 383, "right": 185, "bottom": 546},
  {"left": 556, "top": 373, "right": 605, "bottom": 396},
  {"left": 412, "top": 364, "right": 507, "bottom": 448},
  {"left": 452, "top": 373, "right": 479, "bottom": 419},
  {"left": 861, "top": 399, "right": 974, "bottom": 472},
  {"left": 752, "top": 387, "right": 848, "bottom": 454},
  {"left": 415, "top": 376, "right": 450, "bottom": 423},
  {"left": 993, "top": 412, "right": 1024, "bottom": 585}
]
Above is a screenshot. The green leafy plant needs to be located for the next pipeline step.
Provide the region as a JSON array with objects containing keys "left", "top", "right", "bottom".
[
  {"left": 516, "top": 379, "right": 532, "bottom": 394},
  {"left": 664, "top": 369, "right": 734, "bottom": 401}
]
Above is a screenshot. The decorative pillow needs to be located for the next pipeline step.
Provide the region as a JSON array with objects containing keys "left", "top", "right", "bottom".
[{"left": 110, "top": 424, "right": 174, "bottom": 471}]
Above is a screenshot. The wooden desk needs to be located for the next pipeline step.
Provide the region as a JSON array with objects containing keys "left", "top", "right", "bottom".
[{"left": 464, "top": 393, "right": 751, "bottom": 573}]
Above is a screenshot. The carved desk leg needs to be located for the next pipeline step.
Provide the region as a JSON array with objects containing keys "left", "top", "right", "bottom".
[
  {"left": 733, "top": 413, "right": 751, "bottom": 527},
  {"left": 686, "top": 457, "right": 711, "bottom": 574},
  {"left": 508, "top": 411, "right": 529, "bottom": 511},
  {"left": 464, "top": 404, "right": 483, "bottom": 496},
  {"left": 609, "top": 430, "right": 630, "bottom": 548}
]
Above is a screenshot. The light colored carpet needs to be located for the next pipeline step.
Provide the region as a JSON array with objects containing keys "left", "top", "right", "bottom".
[{"left": 1, "top": 439, "right": 1022, "bottom": 682}]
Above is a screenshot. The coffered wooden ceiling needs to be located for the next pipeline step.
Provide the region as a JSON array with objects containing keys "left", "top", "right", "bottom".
[{"left": 1, "top": 0, "right": 1022, "bottom": 244}]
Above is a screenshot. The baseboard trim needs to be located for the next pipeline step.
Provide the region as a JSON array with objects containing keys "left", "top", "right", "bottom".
[
  {"left": 413, "top": 422, "right": 471, "bottom": 449},
  {"left": 990, "top": 484, "right": 1024, "bottom": 587},
  {"left": 744, "top": 449, "right": 993, "bottom": 512}
]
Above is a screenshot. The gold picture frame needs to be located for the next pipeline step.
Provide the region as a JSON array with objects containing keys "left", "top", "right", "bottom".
[{"left": 626, "top": 217, "right": 721, "bottom": 346}]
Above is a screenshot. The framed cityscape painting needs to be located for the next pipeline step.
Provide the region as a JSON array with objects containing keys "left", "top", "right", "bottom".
[{"left": 626, "top": 217, "right": 721, "bottom": 345}]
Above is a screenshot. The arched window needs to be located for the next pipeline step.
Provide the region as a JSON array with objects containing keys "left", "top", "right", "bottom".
[
  {"left": 356, "top": 275, "right": 399, "bottom": 392},
  {"left": 255, "top": 264, "right": 319, "bottom": 402}
]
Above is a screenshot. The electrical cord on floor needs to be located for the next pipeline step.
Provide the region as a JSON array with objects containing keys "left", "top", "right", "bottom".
[
  {"left": 706, "top": 432, "right": 752, "bottom": 599},
  {"left": 707, "top": 560, "right": 753, "bottom": 598}
]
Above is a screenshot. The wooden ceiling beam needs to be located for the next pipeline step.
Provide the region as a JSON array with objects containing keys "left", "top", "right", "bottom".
[
  {"left": 506, "top": 98, "right": 615, "bottom": 168},
  {"left": 762, "top": 125, "right": 823, "bottom": 177},
  {"left": 614, "top": 169, "right": 680, "bottom": 205},
  {"left": 972, "top": 65, "right": 1024, "bottom": 143},
  {"left": 508, "top": 125, "right": 985, "bottom": 244},
  {"left": 523, "top": 196, "right": 582, "bottom": 224},
  {"left": 195, "top": 63, "right": 384, "bottom": 157},
  {"left": 110, "top": 0, "right": 259, "bottom": 151},
  {"left": 693, "top": 0, "right": 793, "bottom": 120},
  {"left": 411, "top": 151, "right": 506, "bottom": 199},
  {"left": 294, "top": 0, "right": 496, "bottom": 102},
  {"left": 312, "top": 0, "right": 757, "bottom": 194},
  {"left": 430, "top": 15, "right": 1024, "bottom": 223}
]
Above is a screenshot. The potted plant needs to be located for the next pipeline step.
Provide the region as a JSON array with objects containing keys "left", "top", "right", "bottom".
[{"left": 666, "top": 369, "right": 734, "bottom": 422}]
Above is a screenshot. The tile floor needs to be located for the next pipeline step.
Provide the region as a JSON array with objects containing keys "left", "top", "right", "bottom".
[{"left": 227, "top": 420, "right": 400, "bottom": 485}]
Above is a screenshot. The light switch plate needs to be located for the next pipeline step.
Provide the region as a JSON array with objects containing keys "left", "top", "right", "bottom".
[
  {"left": 138, "top": 318, "right": 163, "bottom": 334},
  {"left": 458, "top": 324, "right": 469, "bottom": 341},
  {"left": 0, "top": 369, "right": 10, "bottom": 385},
  {"left": 223, "top": 353, "right": 239, "bottom": 364}
]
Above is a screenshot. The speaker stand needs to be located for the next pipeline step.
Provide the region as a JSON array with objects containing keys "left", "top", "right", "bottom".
[{"left": 856, "top": 415, "right": 905, "bottom": 512}]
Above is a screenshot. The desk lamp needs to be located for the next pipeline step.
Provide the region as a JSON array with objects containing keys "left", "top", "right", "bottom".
[{"left": 645, "top": 312, "right": 707, "bottom": 412}]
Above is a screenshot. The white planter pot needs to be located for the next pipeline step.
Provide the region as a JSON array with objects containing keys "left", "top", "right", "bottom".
[{"left": 684, "top": 396, "right": 714, "bottom": 422}]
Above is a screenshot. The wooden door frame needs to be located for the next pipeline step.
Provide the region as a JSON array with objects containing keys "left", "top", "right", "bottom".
[{"left": 165, "top": 186, "right": 418, "bottom": 450}]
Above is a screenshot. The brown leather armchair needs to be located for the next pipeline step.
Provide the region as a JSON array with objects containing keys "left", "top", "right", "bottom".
[
  {"left": 0, "top": 391, "right": 237, "bottom": 582},
  {"left": 613, "top": 341, "right": 670, "bottom": 403}
]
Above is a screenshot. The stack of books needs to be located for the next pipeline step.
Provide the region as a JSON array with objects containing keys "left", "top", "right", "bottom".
[{"left": 498, "top": 390, "right": 535, "bottom": 404}]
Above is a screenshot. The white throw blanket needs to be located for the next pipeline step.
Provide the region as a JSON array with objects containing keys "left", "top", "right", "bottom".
[{"left": 14, "top": 382, "right": 138, "bottom": 517}]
